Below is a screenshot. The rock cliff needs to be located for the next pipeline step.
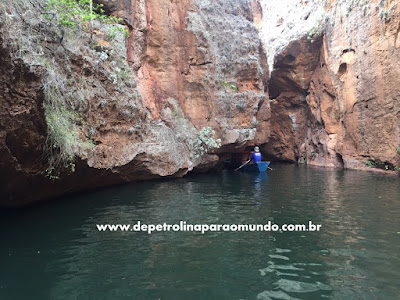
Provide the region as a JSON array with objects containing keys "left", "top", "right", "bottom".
[
  {"left": 0, "top": 0, "right": 267, "bottom": 206},
  {"left": 259, "top": 0, "right": 400, "bottom": 170},
  {"left": 0, "top": 0, "right": 399, "bottom": 206}
]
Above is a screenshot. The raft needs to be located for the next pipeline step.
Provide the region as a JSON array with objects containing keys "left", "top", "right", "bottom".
[{"left": 243, "top": 161, "right": 270, "bottom": 172}]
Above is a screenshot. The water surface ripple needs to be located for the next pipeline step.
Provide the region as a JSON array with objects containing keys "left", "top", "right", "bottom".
[{"left": 1, "top": 164, "right": 399, "bottom": 299}]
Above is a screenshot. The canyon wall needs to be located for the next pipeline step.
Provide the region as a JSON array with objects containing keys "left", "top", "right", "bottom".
[
  {"left": 0, "top": 0, "right": 267, "bottom": 206},
  {"left": 0, "top": 0, "right": 399, "bottom": 206},
  {"left": 259, "top": 0, "right": 400, "bottom": 170}
]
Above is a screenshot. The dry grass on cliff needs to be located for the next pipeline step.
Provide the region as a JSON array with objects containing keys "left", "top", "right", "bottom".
[
  {"left": 43, "top": 69, "right": 94, "bottom": 178},
  {"left": 0, "top": 1, "right": 98, "bottom": 177},
  {"left": 0, "top": 0, "right": 140, "bottom": 178}
]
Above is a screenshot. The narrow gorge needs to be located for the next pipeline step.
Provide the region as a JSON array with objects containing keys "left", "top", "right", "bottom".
[{"left": 1, "top": 0, "right": 399, "bottom": 206}]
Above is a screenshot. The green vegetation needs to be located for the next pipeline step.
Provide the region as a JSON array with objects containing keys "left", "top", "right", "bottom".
[
  {"left": 220, "top": 81, "right": 238, "bottom": 91},
  {"left": 0, "top": 1, "right": 135, "bottom": 180},
  {"left": 43, "top": 75, "right": 94, "bottom": 179},
  {"left": 397, "top": 147, "right": 400, "bottom": 156},
  {"left": 45, "top": 0, "right": 129, "bottom": 37},
  {"left": 308, "top": 17, "right": 323, "bottom": 41},
  {"left": 107, "top": 26, "right": 127, "bottom": 40},
  {"left": 363, "top": 160, "right": 375, "bottom": 168},
  {"left": 193, "top": 127, "right": 222, "bottom": 158},
  {"left": 299, "top": 158, "right": 307, "bottom": 164},
  {"left": 362, "top": 159, "right": 399, "bottom": 171}
]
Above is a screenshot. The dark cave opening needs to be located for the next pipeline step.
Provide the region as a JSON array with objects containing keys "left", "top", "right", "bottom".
[{"left": 337, "top": 63, "right": 347, "bottom": 77}]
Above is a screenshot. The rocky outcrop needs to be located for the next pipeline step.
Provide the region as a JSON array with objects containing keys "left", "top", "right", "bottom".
[
  {"left": 0, "top": 0, "right": 268, "bottom": 206},
  {"left": 97, "top": 0, "right": 268, "bottom": 150},
  {"left": 0, "top": 31, "right": 47, "bottom": 204},
  {"left": 263, "top": 35, "right": 324, "bottom": 162},
  {"left": 321, "top": 0, "right": 400, "bottom": 170},
  {"left": 258, "top": 0, "right": 400, "bottom": 171},
  {"left": 129, "top": 0, "right": 268, "bottom": 151}
]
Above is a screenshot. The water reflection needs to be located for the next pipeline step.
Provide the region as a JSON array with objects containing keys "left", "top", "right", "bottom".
[
  {"left": 253, "top": 172, "right": 268, "bottom": 204},
  {"left": 0, "top": 165, "right": 399, "bottom": 299}
]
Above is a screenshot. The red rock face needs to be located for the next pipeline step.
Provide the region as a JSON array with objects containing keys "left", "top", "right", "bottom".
[
  {"left": 262, "top": 35, "right": 344, "bottom": 167},
  {"left": 260, "top": 0, "right": 400, "bottom": 171},
  {"left": 131, "top": 0, "right": 204, "bottom": 122},
  {"left": 129, "top": 0, "right": 268, "bottom": 148},
  {"left": 262, "top": 36, "right": 324, "bottom": 163},
  {"left": 97, "top": 0, "right": 269, "bottom": 146},
  {"left": 322, "top": 0, "right": 400, "bottom": 170},
  {"left": 305, "top": 40, "right": 344, "bottom": 168},
  {"left": 0, "top": 0, "right": 268, "bottom": 206}
]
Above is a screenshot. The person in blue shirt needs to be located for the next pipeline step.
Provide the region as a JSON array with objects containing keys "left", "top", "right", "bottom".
[{"left": 250, "top": 146, "right": 262, "bottom": 163}]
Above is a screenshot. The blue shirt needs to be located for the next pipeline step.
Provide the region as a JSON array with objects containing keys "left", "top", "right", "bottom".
[{"left": 250, "top": 152, "right": 262, "bottom": 163}]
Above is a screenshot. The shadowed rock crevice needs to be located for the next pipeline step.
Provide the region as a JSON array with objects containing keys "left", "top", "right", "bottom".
[
  {"left": 261, "top": 33, "right": 348, "bottom": 168},
  {"left": 0, "top": 35, "right": 49, "bottom": 206},
  {"left": 337, "top": 62, "right": 347, "bottom": 77},
  {"left": 261, "top": 35, "right": 323, "bottom": 163},
  {"left": 259, "top": 0, "right": 400, "bottom": 171}
]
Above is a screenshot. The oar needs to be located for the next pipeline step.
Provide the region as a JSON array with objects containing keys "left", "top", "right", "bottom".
[
  {"left": 234, "top": 159, "right": 251, "bottom": 171},
  {"left": 267, "top": 167, "right": 274, "bottom": 170}
]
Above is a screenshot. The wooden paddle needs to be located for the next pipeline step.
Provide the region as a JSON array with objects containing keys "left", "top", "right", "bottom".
[{"left": 234, "top": 159, "right": 251, "bottom": 171}]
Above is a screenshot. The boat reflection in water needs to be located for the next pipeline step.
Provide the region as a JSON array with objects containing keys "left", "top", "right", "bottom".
[{"left": 252, "top": 171, "right": 269, "bottom": 204}]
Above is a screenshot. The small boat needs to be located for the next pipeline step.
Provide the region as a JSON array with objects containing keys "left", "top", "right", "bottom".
[{"left": 243, "top": 161, "right": 270, "bottom": 172}]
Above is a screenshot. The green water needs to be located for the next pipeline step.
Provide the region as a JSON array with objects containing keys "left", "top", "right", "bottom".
[{"left": 1, "top": 164, "right": 399, "bottom": 299}]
